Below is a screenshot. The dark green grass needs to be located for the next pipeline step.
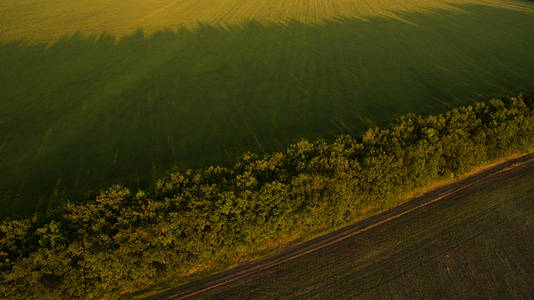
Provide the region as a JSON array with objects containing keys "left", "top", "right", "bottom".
[
  {"left": 198, "top": 161, "right": 534, "bottom": 299},
  {"left": 1, "top": 4, "right": 534, "bottom": 217}
]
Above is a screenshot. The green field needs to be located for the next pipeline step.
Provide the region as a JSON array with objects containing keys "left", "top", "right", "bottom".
[
  {"left": 199, "top": 160, "right": 534, "bottom": 299},
  {"left": 1, "top": 0, "right": 534, "bottom": 216}
]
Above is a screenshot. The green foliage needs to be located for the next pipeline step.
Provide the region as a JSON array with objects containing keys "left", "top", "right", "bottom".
[{"left": 1, "top": 95, "right": 533, "bottom": 298}]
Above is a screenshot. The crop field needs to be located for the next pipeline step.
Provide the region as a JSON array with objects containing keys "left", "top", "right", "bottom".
[
  {"left": 1, "top": 0, "right": 534, "bottom": 216},
  {"left": 198, "top": 160, "right": 534, "bottom": 299},
  {"left": 1, "top": 0, "right": 533, "bottom": 42}
]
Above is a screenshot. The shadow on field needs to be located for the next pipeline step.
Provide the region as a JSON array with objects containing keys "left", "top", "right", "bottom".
[{"left": 1, "top": 3, "right": 534, "bottom": 217}]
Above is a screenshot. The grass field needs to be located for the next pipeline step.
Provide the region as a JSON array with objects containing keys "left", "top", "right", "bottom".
[
  {"left": 1, "top": 0, "right": 534, "bottom": 216},
  {"left": 197, "top": 160, "right": 534, "bottom": 299},
  {"left": 1, "top": 0, "right": 533, "bottom": 42}
]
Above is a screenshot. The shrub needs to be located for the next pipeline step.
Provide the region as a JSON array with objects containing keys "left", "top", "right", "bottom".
[{"left": 1, "top": 95, "right": 533, "bottom": 298}]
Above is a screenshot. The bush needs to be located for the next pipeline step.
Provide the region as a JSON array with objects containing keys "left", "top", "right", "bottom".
[{"left": 1, "top": 95, "right": 533, "bottom": 298}]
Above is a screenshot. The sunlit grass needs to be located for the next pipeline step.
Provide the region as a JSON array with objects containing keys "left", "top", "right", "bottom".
[{"left": 1, "top": 0, "right": 534, "bottom": 42}]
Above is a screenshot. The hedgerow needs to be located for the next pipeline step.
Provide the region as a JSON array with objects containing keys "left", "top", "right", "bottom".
[{"left": 1, "top": 95, "right": 533, "bottom": 298}]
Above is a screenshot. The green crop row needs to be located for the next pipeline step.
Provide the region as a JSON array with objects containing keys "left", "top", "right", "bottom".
[{"left": 1, "top": 95, "right": 533, "bottom": 298}]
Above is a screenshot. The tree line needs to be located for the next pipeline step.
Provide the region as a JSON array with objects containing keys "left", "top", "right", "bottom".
[{"left": 1, "top": 95, "right": 533, "bottom": 298}]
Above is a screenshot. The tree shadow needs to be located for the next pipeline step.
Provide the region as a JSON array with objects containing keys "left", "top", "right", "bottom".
[{"left": 1, "top": 3, "right": 534, "bottom": 218}]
